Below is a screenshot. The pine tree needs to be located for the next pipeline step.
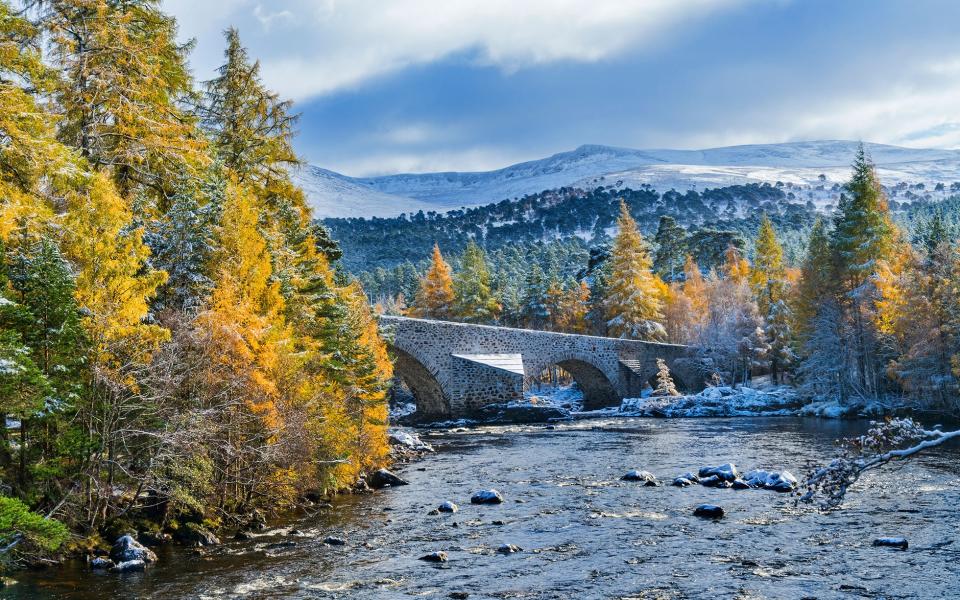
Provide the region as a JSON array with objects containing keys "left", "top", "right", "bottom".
[
  {"left": 411, "top": 244, "right": 454, "bottom": 319},
  {"left": 202, "top": 28, "right": 302, "bottom": 211},
  {"left": 452, "top": 240, "right": 500, "bottom": 323},
  {"left": 604, "top": 201, "right": 665, "bottom": 340},
  {"left": 652, "top": 215, "right": 688, "bottom": 281},
  {"left": 828, "top": 145, "right": 899, "bottom": 401},
  {"left": 651, "top": 358, "right": 680, "bottom": 397},
  {"left": 793, "top": 218, "right": 832, "bottom": 344},
  {"left": 521, "top": 264, "right": 550, "bottom": 329}
]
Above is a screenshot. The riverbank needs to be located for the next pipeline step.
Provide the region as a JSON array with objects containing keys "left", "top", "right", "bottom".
[{"left": 397, "top": 382, "right": 923, "bottom": 428}]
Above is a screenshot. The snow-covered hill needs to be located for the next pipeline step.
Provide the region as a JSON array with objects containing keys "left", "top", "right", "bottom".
[{"left": 300, "top": 141, "right": 960, "bottom": 218}]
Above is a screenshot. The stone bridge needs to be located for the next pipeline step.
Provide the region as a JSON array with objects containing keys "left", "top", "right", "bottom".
[{"left": 377, "top": 316, "right": 704, "bottom": 420}]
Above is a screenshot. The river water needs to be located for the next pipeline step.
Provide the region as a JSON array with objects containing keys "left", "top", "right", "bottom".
[{"left": 9, "top": 417, "right": 960, "bottom": 599}]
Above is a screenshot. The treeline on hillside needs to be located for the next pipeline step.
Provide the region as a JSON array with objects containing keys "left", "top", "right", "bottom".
[
  {"left": 327, "top": 182, "right": 823, "bottom": 273},
  {"left": 391, "top": 148, "right": 960, "bottom": 417},
  {"left": 0, "top": 1, "right": 390, "bottom": 565}
]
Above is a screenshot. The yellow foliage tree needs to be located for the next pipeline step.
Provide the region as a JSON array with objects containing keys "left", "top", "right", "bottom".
[
  {"left": 411, "top": 243, "right": 455, "bottom": 319},
  {"left": 604, "top": 200, "right": 665, "bottom": 340}
]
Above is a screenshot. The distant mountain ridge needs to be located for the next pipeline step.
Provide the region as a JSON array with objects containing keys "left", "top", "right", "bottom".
[{"left": 295, "top": 141, "right": 960, "bottom": 218}]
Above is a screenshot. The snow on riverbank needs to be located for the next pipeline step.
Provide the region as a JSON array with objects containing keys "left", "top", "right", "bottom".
[{"left": 614, "top": 385, "right": 804, "bottom": 418}]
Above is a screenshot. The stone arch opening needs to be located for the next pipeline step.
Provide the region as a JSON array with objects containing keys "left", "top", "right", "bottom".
[
  {"left": 531, "top": 358, "right": 620, "bottom": 411},
  {"left": 388, "top": 346, "right": 450, "bottom": 420}
]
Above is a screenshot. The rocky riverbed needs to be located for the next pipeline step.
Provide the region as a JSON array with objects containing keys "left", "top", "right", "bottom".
[{"left": 9, "top": 417, "right": 960, "bottom": 599}]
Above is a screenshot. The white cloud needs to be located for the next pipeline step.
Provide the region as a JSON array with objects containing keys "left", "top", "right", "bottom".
[{"left": 164, "top": 0, "right": 744, "bottom": 101}]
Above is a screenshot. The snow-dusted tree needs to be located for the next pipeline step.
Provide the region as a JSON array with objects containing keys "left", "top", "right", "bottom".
[
  {"left": 452, "top": 240, "right": 500, "bottom": 323},
  {"left": 604, "top": 200, "right": 666, "bottom": 340},
  {"left": 796, "top": 298, "right": 845, "bottom": 400},
  {"left": 889, "top": 214, "right": 959, "bottom": 411},
  {"left": 145, "top": 173, "right": 222, "bottom": 313},
  {"left": 520, "top": 264, "right": 550, "bottom": 329},
  {"left": 828, "top": 145, "right": 899, "bottom": 401},
  {"left": 651, "top": 358, "right": 680, "bottom": 397}
]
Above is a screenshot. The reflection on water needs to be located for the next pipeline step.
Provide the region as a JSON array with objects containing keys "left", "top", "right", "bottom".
[{"left": 9, "top": 417, "right": 960, "bottom": 599}]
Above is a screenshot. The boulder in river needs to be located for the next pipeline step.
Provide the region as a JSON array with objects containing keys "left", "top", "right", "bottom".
[
  {"left": 743, "top": 469, "right": 798, "bottom": 492},
  {"left": 496, "top": 544, "right": 522, "bottom": 554},
  {"left": 873, "top": 537, "right": 908, "bottom": 550},
  {"left": 679, "top": 471, "right": 701, "bottom": 484},
  {"left": 698, "top": 463, "right": 739, "bottom": 482},
  {"left": 110, "top": 559, "right": 146, "bottom": 573},
  {"left": 419, "top": 551, "right": 448, "bottom": 562},
  {"left": 672, "top": 477, "right": 694, "bottom": 487},
  {"left": 175, "top": 523, "right": 220, "bottom": 547},
  {"left": 693, "top": 504, "right": 724, "bottom": 519},
  {"left": 621, "top": 470, "right": 659, "bottom": 486},
  {"left": 89, "top": 557, "right": 114, "bottom": 570},
  {"left": 368, "top": 468, "right": 409, "bottom": 489},
  {"left": 323, "top": 536, "right": 347, "bottom": 546},
  {"left": 472, "top": 402, "right": 571, "bottom": 425},
  {"left": 110, "top": 534, "right": 158, "bottom": 564},
  {"left": 731, "top": 479, "right": 751, "bottom": 490},
  {"left": 471, "top": 489, "right": 504, "bottom": 504},
  {"left": 437, "top": 501, "right": 459, "bottom": 513}
]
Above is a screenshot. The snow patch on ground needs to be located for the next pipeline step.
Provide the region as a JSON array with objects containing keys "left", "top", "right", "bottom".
[{"left": 524, "top": 383, "right": 584, "bottom": 411}]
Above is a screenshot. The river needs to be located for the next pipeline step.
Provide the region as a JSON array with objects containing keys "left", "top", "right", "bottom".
[{"left": 8, "top": 417, "right": 960, "bottom": 599}]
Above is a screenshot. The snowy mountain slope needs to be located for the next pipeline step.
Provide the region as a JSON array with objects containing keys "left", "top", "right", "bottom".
[
  {"left": 300, "top": 141, "right": 960, "bottom": 218},
  {"left": 291, "top": 165, "right": 439, "bottom": 219}
]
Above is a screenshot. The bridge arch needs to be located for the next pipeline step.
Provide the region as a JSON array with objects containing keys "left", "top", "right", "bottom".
[
  {"left": 387, "top": 345, "right": 450, "bottom": 420},
  {"left": 527, "top": 352, "right": 621, "bottom": 410}
]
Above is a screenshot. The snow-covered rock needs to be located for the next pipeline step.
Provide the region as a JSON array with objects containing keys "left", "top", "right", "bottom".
[
  {"left": 323, "top": 536, "right": 347, "bottom": 546},
  {"left": 497, "top": 544, "right": 523, "bottom": 554},
  {"left": 672, "top": 477, "right": 694, "bottom": 487},
  {"left": 89, "top": 557, "right": 114, "bottom": 570},
  {"left": 621, "top": 470, "right": 659, "bottom": 486},
  {"left": 388, "top": 429, "right": 434, "bottom": 452},
  {"left": 436, "top": 501, "right": 458, "bottom": 513},
  {"left": 743, "top": 469, "right": 798, "bottom": 492},
  {"left": 110, "top": 559, "right": 146, "bottom": 573},
  {"left": 699, "top": 463, "right": 739, "bottom": 482},
  {"left": 110, "top": 535, "right": 157, "bottom": 564},
  {"left": 471, "top": 489, "right": 504, "bottom": 504}
]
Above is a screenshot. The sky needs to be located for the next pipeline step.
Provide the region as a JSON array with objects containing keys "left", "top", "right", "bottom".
[{"left": 163, "top": 0, "right": 960, "bottom": 176}]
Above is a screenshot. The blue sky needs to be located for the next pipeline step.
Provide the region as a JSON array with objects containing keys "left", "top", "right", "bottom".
[{"left": 163, "top": 0, "right": 960, "bottom": 176}]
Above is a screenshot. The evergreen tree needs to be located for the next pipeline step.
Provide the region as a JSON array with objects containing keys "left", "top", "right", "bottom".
[
  {"left": 651, "top": 358, "right": 680, "bottom": 397},
  {"left": 604, "top": 201, "right": 665, "bottom": 340},
  {"left": 452, "top": 240, "right": 500, "bottom": 323},
  {"left": 411, "top": 244, "right": 454, "bottom": 319},
  {"left": 202, "top": 28, "right": 301, "bottom": 209},
  {"left": 652, "top": 215, "right": 688, "bottom": 281},
  {"left": 520, "top": 264, "right": 550, "bottom": 329},
  {"left": 828, "top": 145, "right": 899, "bottom": 401}
]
